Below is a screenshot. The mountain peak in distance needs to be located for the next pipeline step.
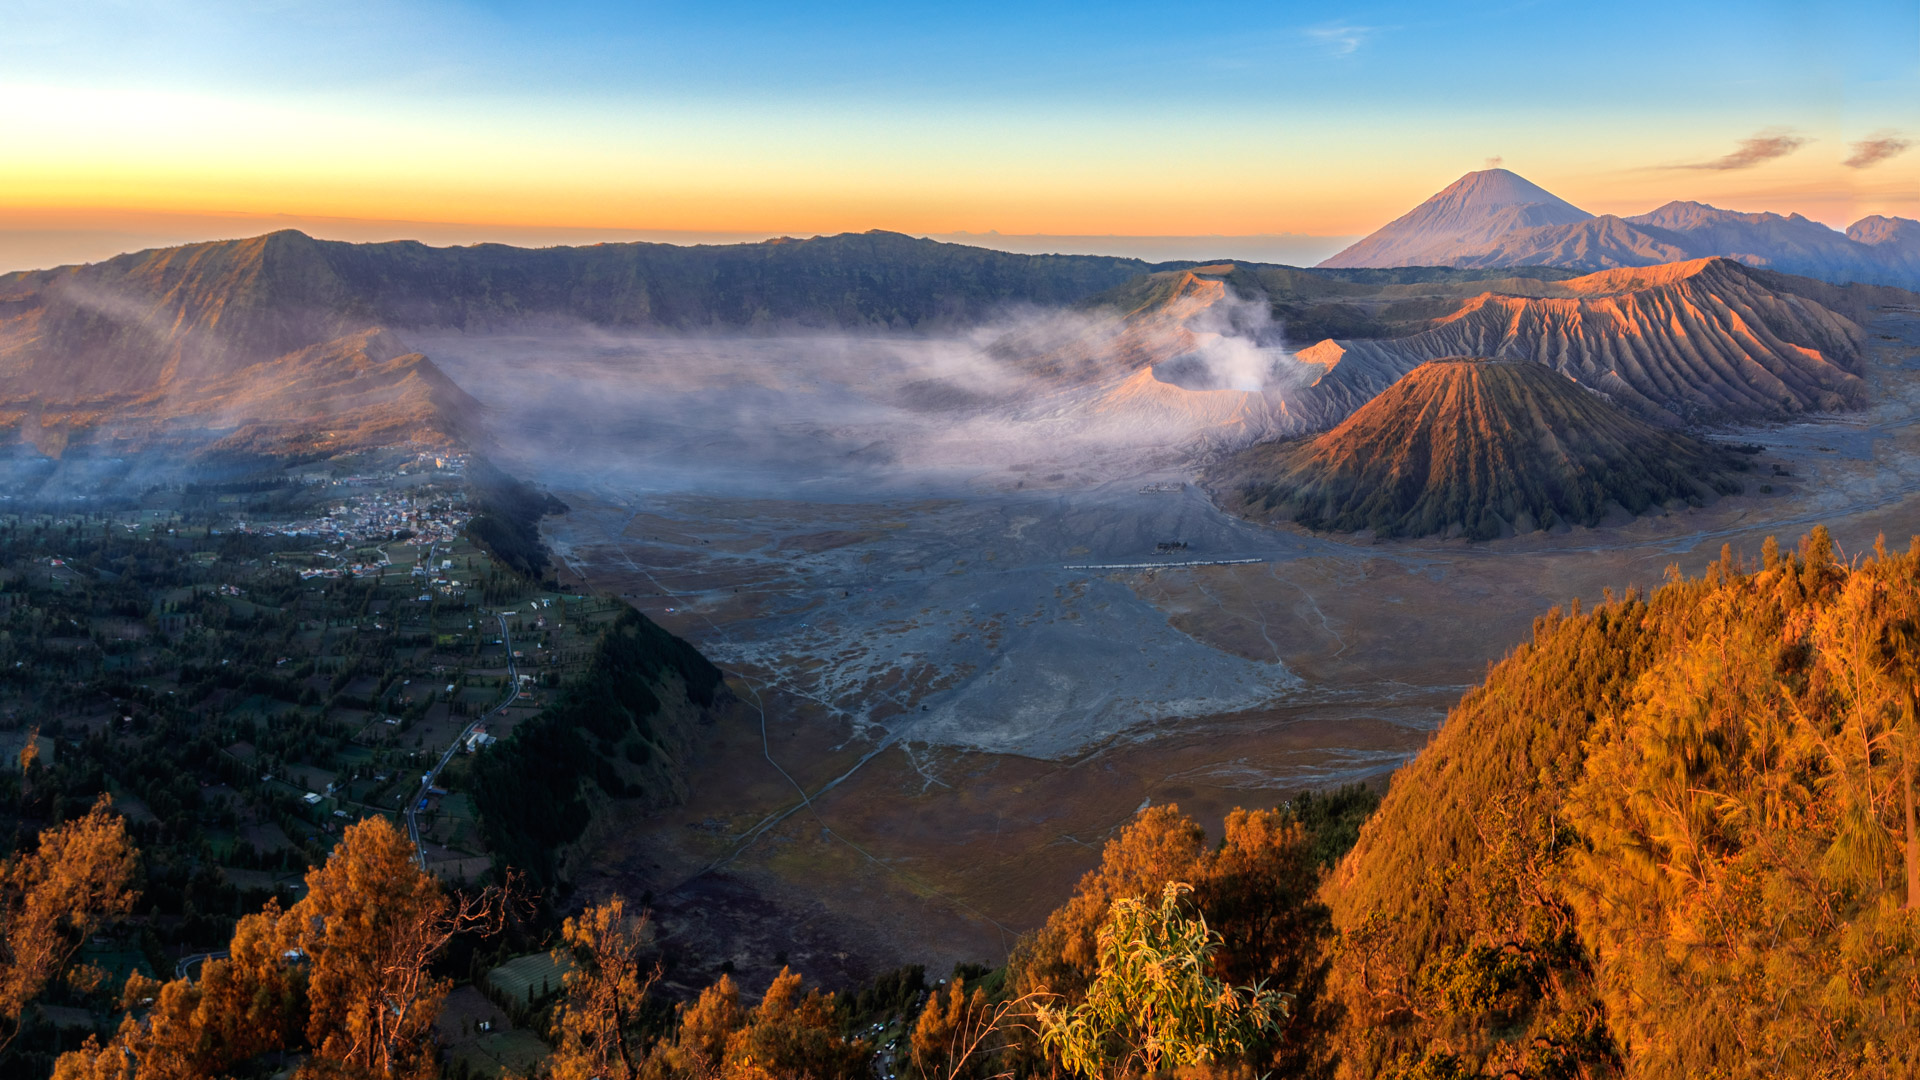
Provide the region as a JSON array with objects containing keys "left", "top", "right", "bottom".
[
  {"left": 1437, "top": 168, "right": 1581, "bottom": 209},
  {"left": 1319, "top": 169, "right": 1592, "bottom": 269}
]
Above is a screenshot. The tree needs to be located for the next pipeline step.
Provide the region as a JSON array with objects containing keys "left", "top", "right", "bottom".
[
  {"left": 54, "top": 904, "right": 306, "bottom": 1080},
  {"left": 551, "top": 896, "right": 657, "bottom": 1080},
  {"left": 647, "top": 972, "right": 741, "bottom": 1078},
  {"left": 910, "top": 980, "right": 1043, "bottom": 1080},
  {"left": 1010, "top": 802, "right": 1349, "bottom": 1077},
  {"left": 55, "top": 816, "right": 509, "bottom": 1080},
  {"left": 0, "top": 796, "right": 137, "bottom": 1056},
  {"left": 1012, "top": 806, "right": 1206, "bottom": 1003},
  {"left": 719, "top": 968, "right": 869, "bottom": 1080},
  {"left": 643, "top": 968, "right": 868, "bottom": 1080},
  {"left": 294, "top": 816, "right": 510, "bottom": 1079},
  {"left": 1038, "top": 882, "right": 1288, "bottom": 1079}
]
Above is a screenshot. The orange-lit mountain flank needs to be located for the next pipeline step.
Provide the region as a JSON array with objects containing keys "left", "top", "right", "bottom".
[{"left": 1294, "top": 259, "right": 1866, "bottom": 425}]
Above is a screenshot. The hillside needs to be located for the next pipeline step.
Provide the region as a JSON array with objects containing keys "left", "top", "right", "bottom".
[
  {"left": 472, "top": 607, "right": 726, "bottom": 885},
  {"left": 1002, "top": 267, "right": 1544, "bottom": 451},
  {"left": 0, "top": 324, "right": 478, "bottom": 463},
  {"left": 996, "top": 258, "right": 1871, "bottom": 457},
  {"left": 0, "top": 229, "right": 1883, "bottom": 472},
  {"left": 1211, "top": 359, "right": 1747, "bottom": 539},
  {"left": 1291, "top": 258, "right": 1866, "bottom": 425},
  {"left": 1322, "top": 169, "right": 1920, "bottom": 289},
  {"left": 1318, "top": 532, "right": 1920, "bottom": 1079}
]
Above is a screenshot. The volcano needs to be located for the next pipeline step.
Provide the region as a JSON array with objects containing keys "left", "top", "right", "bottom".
[
  {"left": 1318, "top": 169, "right": 1593, "bottom": 269},
  {"left": 1322, "top": 169, "right": 1920, "bottom": 289},
  {"left": 1210, "top": 358, "right": 1749, "bottom": 540}
]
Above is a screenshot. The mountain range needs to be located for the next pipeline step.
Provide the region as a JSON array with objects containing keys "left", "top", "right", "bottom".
[
  {"left": 1321, "top": 168, "right": 1920, "bottom": 289},
  {"left": 0, "top": 222, "right": 1904, "bottom": 522},
  {"left": 0, "top": 230, "right": 1180, "bottom": 463},
  {"left": 1291, "top": 258, "right": 1869, "bottom": 425}
]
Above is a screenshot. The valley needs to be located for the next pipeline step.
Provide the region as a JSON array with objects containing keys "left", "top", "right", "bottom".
[{"left": 407, "top": 303, "right": 1920, "bottom": 991}]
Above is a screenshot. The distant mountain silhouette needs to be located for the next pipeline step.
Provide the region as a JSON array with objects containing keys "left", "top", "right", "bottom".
[
  {"left": 1211, "top": 358, "right": 1748, "bottom": 540},
  {"left": 1319, "top": 169, "right": 1593, "bottom": 269},
  {"left": 1321, "top": 170, "right": 1920, "bottom": 289},
  {"left": 0, "top": 230, "right": 1170, "bottom": 460},
  {"left": 0, "top": 228, "right": 1895, "bottom": 468}
]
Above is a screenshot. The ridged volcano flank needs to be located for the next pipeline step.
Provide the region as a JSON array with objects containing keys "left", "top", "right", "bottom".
[
  {"left": 1299, "top": 258, "right": 1866, "bottom": 425},
  {"left": 1211, "top": 359, "right": 1747, "bottom": 540}
]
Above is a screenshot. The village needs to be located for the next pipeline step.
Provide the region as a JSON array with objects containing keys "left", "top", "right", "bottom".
[{"left": 0, "top": 451, "right": 636, "bottom": 1071}]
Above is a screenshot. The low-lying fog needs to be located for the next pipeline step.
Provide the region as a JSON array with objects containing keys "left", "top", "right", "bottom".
[
  {"left": 415, "top": 311, "right": 1393, "bottom": 763},
  {"left": 414, "top": 297, "right": 1314, "bottom": 498}
]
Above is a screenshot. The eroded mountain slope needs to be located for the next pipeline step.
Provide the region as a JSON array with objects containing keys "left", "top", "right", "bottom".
[
  {"left": 1295, "top": 258, "right": 1865, "bottom": 424},
  {"left": 1210, "top": 358, "right": 1748, "bottom": 539}
]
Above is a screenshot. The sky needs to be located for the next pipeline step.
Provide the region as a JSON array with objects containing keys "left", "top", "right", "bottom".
[{"left": 2, "top": 0, "right": 1916, "bottom": 270}]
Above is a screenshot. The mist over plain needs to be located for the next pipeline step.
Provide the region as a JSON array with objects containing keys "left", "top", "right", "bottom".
[
  {"left": 416, "top": 301, "right": 1343, "bottom": 760},
  {"left": 417, "top": 296, "right": 1312, "bottom": 497}
]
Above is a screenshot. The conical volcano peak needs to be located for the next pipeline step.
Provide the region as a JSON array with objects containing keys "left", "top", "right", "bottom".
[
  {"left": 1428, "top": 168, "right": 1587, "bottom": 213},
  {"left": 1209, "top": 357, "right": 1748, "bottom": 540},
  {"left": 1319, "top": 169, "right": 1592, "bottom": 269}
]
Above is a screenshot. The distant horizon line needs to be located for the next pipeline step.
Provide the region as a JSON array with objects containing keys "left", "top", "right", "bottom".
[{"left": 0, "top": 213, "right": 1363, "bottom": 275}]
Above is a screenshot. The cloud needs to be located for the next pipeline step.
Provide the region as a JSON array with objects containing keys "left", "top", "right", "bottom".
[
  {"left": 1676, "top": 130, "right": 1808, "bottom": 171},
  {"left": 408, "top": 295, "right": 1318, "bottom": 501},
  {"left": 1484, "top": 156, "right": 1504, "bottom": 169},
  {"left": 1306, "top": 23, "right": 1376, "bottom": 56},
  {"left": 1844, "top": 133, "right": 1912, "bottom": 170}
]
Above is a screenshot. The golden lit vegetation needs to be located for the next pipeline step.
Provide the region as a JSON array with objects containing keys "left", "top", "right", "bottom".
[
  {"left": 1327, "top": 528, "right": 1920, "bottom": 1078},
  {"left": 17, "top": 527, "right": 1920, "bottom": 1080},
  {"left": 54, "top": 817, "right": 508, "bottom": 1080}
]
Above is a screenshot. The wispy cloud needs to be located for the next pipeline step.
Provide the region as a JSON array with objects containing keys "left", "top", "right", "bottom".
[
  {"left": 1675, "top": 129, "right": 1808, "bottom": 171},
  {"left": 1844, "top": 132, "right": 1912, "bottom": 169},
  {"left": 1305, "top": 23, "right": 1377, "bottom": 57}
]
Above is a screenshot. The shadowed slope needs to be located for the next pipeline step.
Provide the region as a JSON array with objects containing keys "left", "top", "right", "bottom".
[{"left": 1211, "top": 358, "right": 1747, "bottom": 540}]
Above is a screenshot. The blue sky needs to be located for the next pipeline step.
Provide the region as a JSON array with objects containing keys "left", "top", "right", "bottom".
[{"left": 1, "top": 0, "right": 1915, "bottom": 259}]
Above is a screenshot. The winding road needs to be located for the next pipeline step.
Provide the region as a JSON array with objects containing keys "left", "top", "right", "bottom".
[{"left": 406, "top": 611, "right": 516, "bottom": 870}]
